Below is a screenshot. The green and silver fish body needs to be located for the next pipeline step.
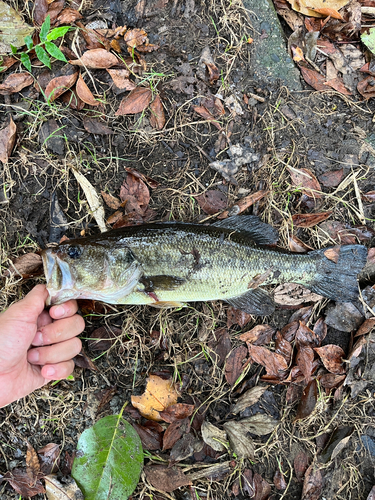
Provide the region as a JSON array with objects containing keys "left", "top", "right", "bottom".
[{"left": 42, "top": 216, "right": 368, "bottom": 315}]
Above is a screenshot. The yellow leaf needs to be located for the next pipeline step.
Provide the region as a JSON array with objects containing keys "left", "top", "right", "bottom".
[{"left": 131, "top": 374, "right": 179, "bottom": 421}]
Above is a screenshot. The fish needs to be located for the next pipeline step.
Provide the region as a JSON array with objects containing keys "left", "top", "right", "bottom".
[{"left": 42, "top": 215, "right": 368, "bottom": 315}]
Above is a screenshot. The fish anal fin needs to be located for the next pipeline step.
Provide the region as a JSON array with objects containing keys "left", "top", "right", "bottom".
[
  {"left": 213, "top": 215, "right": 279, "bottom": 246},
  {"left": 226, "top": 288, "right": 275, "bottom": 316},
  {"left": 150, "top": 301, "right": 185, "bottom": 309}
]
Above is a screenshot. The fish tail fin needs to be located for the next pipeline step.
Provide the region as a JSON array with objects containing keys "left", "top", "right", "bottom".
[{"left": 308, "top": 245, "right": 367, "bottom": 302}]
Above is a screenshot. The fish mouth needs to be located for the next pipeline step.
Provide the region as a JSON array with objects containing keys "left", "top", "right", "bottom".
[{"left": 42, "top": 249, "right": 80, "bottom": 305}]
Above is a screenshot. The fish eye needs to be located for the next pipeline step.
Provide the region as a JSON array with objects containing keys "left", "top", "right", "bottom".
[{"left": 67, "top": 245, "right": 82, "bottom": 259}]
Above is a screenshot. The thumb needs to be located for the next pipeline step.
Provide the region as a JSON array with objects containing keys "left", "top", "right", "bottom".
[{"left": 4, "top": 284, "right": 48, "bottom": 324}]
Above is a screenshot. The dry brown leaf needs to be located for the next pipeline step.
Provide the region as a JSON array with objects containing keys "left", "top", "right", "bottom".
[
  {"left": 101, "top": 191, "right": 121, "bottom": 210},
  {"left": 34, "top": 0, "right": 48, "bottom": 25},
  {"left": 354, "top": 318, "right": 375, "bottom": 338},
  {"left": 144, "top": 465, "right": 192, "bottom": 492},
  {"left": 225, "top": 345, "right": 248, "bottom": 386},
  {"left": 120, "top": 172, "right": 150, "bottom": 215},
  {"left": 294, "top": 451, "right": 311, "bottom": 482},
  {"left": 75, "top": 73, "right": 99, "bottom": 106},
  {"left": 287, "top": 0, "right": 349, "bottom": 17},
  {"left": 124, "top": 28, "right": 147, "bottom": 47},
  {"left": 310, "top": 6, "right": 344, "bottom": 18},
  {"left": 162, "top": 417, "right": 190, "bottom": 450},
  {"left": 0, "top": 57, "right": 18, "bottom": 73},
  {"left": 133, "top": 422, "right": 162, "bottom": 451},
  {"left": 319, "top": 373, "right": 346, "bottom": 389},
  {"left": 295, "top": 379, "right": 318, "bottom": 421},
  {"left": 314, "top": 345, "right": 346, "bottom": 374},
  {"left": 195, "top": 190, "right": 227, "bottom": 215},
  {"left": 106, "top": 68, "right": 136, "bottom": 90},
  {"left": 0, "top": 72, "right": 34, "bottom": 95},
  {"left": 274, "top": 283, "right": 323, "bottom": 306},
  {"left": 357, "top": 76, "right": 375, "bottom": 99},
  {"left": 292, "top": 212, "right": 332, "bottom": 227},
  {"left": 115, "top": 86, "right": 152, "bottom": 115},
  {"left": 289, "top": 235, "right": 312, "bottom": 253},
  {"left": 37, "top": 443, "right": 60, "bottom": 475},
  {"left": 201, "top": 421, "right": 227, "bottom": 451},
  {"left": 274, "top": 470, "right": 287, "bottom": 491},
  {"left": 0, "top": 117, "right": 16, "bottom": 164},
  {"left": 223, "top": 421, "right": 254, "bottom": 460},
  {"left": 72, "top": 169, "right": 107, "bottom": 233},
  {"left": 3, "top": 253, "right": 42, "bottom": 278},
  {"left": 26, "top": 442, "right": 40, "bottom": 481},
  {"left": 301, "top": 463, "right": 323, "bottom": 500},
  {"left": 149, "top": 95, "right": 165, "bottom": 130},
  {"left": 69, "top": 48, "right": 119, "bottom": 69},
  {"left": 325, "top": 78, "right": 352, "bottom": 95},
  {"left": 55, "top": 7, "right": 82, "bottom": 25},
  {"left": 125, "top": 167, "right": 159, "bottom": 189},
  {"left": 218, "top": 190, "right": 268, "bottom": 219},
  {"left": 247, "top": 343, "right": 288, "bottom": 378},
  {"left": 239, "top": 325, "right": 275, "bottom": 345},
  {"left": 131, "top": 374, "right": 179, "bottom": 421},
  {"left": 288, "top": 167, "right": 322, "bottom": 198},
  {"left": 76, "top": 21, "right": 110, "bottom": 50},
  {"left": 136, "top": 43, "right": 160, "bottom": 53},
  {"left": 159, "top": 403, "right": 195, "bottom": 423},
  {"left": 362, "top": 191, "right": 375, "bottom": 202},
  {"left": 232, "top": 385, "right": 269, "bottom": 415},
  {"left": 227, "top": 306, "right": 252, "bottom": 328},
  {"left": 318, "top": 168, "right": 343, "bottom": 188},
  {"left": 83, "top": 119, "right": 114, "bottom": 135},
  {"left": 60, "top": 87, "right": 85, "bottom": 110},
  {"left": 193, "top": 105, "right": 222, "bottom": 130},
  {"left": 45, "top": 71, "right": 78, "bottom": 102},
  {"left": 2, "top": 468, "right": 45, "bottom": 497},
  {"left": 299, "top": 66, "right": 327, "bottom": 91}
]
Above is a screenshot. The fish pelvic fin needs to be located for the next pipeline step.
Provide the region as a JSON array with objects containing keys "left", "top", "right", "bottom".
[
  {"left": 308, "top": 244, "right": 367, "bottom": 302},
  {"left": 149, "top": 301, "right": 186, "bottom": 309},
  {"left": 212, "top": 215, "right": 279, "bottom": 246},
  {"left": 226, "top": 288, "right": 275, "bottom": 316}
]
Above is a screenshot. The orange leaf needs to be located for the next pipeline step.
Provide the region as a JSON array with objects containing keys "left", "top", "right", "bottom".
[
  {"left": 309, "top": 7, "right": 344, "bottom": 20},
  {"left": 45, "top": 71, "right": 78, "bottom": 102},
  {"left": 193, "top": 105, "right": 222, "bottom": 130},
  {"left": 0, "top": 73, "right": 34, "bottom": 95},
  {"left": 0, "top": 117, "right": 16, "bottom": 164},
  {"left": 314, "top": 345, "right": 346, "bottom": 374},
  {"left": 124, "top": 28, "right": 147, "bottom": 48},
  {"left": 299, "top": 66, "right": 327, "bottom": 91},
  {"left": 217, "top": 190, "right": 268, "bottom": 219},
  {"left": 323, "top": 245, "right": 341, "bottom": 263},
  {"left": 115, "top": 86, "right": 152, "bottom": 115},
  {"left": 76, "top": 73, "right": 99, "bottom": 106},
  {"left": 149, "top": 95, "right": 165, "bottom": 130},
  {"left": 131, "top": 374, "right": 179, "bottom": 421},
  {"left": 69, "top": 48, "right": 119, "bottom": 69},
  {"left": 324, "top": 78, "right": 352, "bottom": 96},
  {"left": 292, "top": 212, "right": 332, "bottom": 227}
]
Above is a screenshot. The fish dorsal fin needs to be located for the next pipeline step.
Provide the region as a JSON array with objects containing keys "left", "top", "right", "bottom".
[
  {"left": 226, "top": 288, "right": 275, "bottom": 316},
  {"left": 212, "top": 215, "right": 278, "bottom": 246}
]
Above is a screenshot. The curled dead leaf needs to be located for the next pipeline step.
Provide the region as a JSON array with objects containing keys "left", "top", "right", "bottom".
[
  {"left": 314, "top": 345, "right": 346, "bottom": 374},
  {"left": 0, "top": 72, "right": 33, "bottom": 95},
  {"left": 292, "top": 212, "right": 332, "bottom": 227},
  {"left": 76, "top": 73, "right": 99, "bottom": 106},
  {"left": 3, "top": 253, "right": 42, "bottom": 278},
  {"left": 0, "top": 117, "right": 16, "bottom": 164},
  {"left": 115, "top": 86, "right": 152, "bottom": 115},
  {"left": 149, "top": 94, "right": 165, "bottom": 130},
  {"left": 69, "top": 48, "right": 119, "bottom": 69},
  {"left": 45, "top": 71, "right": 78, "bottom": 102},
  {"left": 323, "top": 245, "right": 341, "bottom": 263}
]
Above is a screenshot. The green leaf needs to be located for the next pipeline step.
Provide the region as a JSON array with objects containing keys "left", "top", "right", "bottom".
[
  {"left": 361, "top": 28, "right": 375, "bottom": 55},
  {"left": 20, "top": 52, "right": 31, "bottom": 72},
  {"left": 45, "top": 41, "right": 67, "bottom": 62},
  {"left": 35, "top": 45, "right": 51, "bottom": 68},
  {"left": 10, "top": 44, "right": 17, "bottom": 55},
  {"left": 24, "top": 35, "right": 33, "bottom": 50},
  {"left": 72, "top": 414, "right": 143, "bottom": 500},
  {"left": 40, "top": 15, "right": 50, "bottom": 42},
  {"left": 46, "top": 26, "right": 70, "bottom": 41}
]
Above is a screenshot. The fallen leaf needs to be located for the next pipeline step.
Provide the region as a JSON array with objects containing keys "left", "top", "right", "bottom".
[
  {"left": 275, "top": 330, "right": 293, "bottom": 364},
  {"left": 281, "top": 321, "right": 299, "bottom": 342},
  {"left": 149, "top": 95, "right": 165, "bottom": 130},
  {"left": 301, "top": 463, "right": 323, "bottom": 500},
  {"left": 131, "top": 374, "right": 179, "bottom": 421},
  {"left": 318, "top": 168, "right": 344, "bottom": 188},
  {"left": 120, "top": 172, "right": 150, "bottom": 216},
  {"left": 319, "top": 373, "right": 346, "bottom": 390},
  {"left": 0, "top": 1, "right": 34, "bottom": 52},
  {"left": 217, "top": 190, "right": 268, "bottom": 219},
  {"left": 2, "top": 468, "right": 45, "bottom": 497},
  {"left": 296, "top": 321, "right": 321, "bottom": 347},
  {"left": 101, "top": 191, "right": 121, "bottom": 209},
  {"left": 195, "top": 190, "right": 227, "bottom": 215},
  {"left": 106, "top": 68, "right": 136, "bottom": 90},
  {"left": 0, "top": 56, "right": 18, "bottom": 73},
  {"left": 0, "top": 116, "right": 16, "bottom": 164},
  {"left": 207, "top": 327, "right": 231, "bottom": 367},
  {"left": 225, "top": 345, "right": 248, "bottom": 386},
  {"left": 46, "top": 0, "right": 64, "bottom": 24},
  {"left": 201, "top": 421, "right": 227, "bottom": 451},
  {"left": 325, "top": 77, "right": 352, "bottom": 95},
  {"left": 170, "top": 432, "right": 203, "bottom": 463},
  {"left": 69, "top": 48, "right": 119, "bottom": 69},
  {"left": 162, "top": 417, "right": 190, "bottom": 450},
  {"left": 357, "top": 76, "right": 375, "bottom": 99},
  {"left": 292, "top": 212, "right": 332, "bottom": 227},
  {"left": 197, "top": 46, "right": 220, "bottom": 84},
  {"left": 75, "top": 73, "right": 99, "bottom": 106},
  {"left": 132, "top": 422, "right": 162, "bottom": 451},
  {"left": 45, "top": 71, "right": 78, "bottom": 102},
  {"left": 294, "top": 451, "right": 311, "bottom": 482},
  {"left": 274, "top": 470, "right": 287, "bottom": 490},
  {"left": 299, "top": 66, "right": 327, "bottom": 91},
  {"left": 0, "top": 72, "right": 34, "bottom": 95},
  {"left": 84, "top": 119, "right": 114, "bottom": 135},
  {"left": 44, "top": 475, "right": 83, "bottom": 500},
  {"left": 295, "top": 345, "right": 315, "bottom": 383},
  {"left": 239, "top": 325, "right": 275, "bottom": 345},
  {"left": 144, "top": 465, "right": 192, "bottom": 492},
  {"left": 289, "top": 234, "right": 312, "bottom": 253},
  {"left": 247, "top": 343, "right": 288, "bottom": 378},
  {"left": 3, "top": 253, "right": 42, "bottom": 278},
  {"left": 72, "top": 169, "right": 107, "bottom": 232},
  {"left": 74, "top": 351, "right": 97, "bottom": 371},
  {"left": 96, "top": 386, "right": 117, "bottom": 412},
  {"left": 324, "top": 245, "right": 341, "bottom": 263},
  {"left": 240, "top": 414, "right": 279, "bottom": 435},
  {"left": 232, "top": 385, "right": 269, "bottom": 414},
  {"left": 88, "top": 325, "right": 122, "bottom": 351},
  {"left": 314, "top": 345, "right": 346, "bottom": 374},
  {"left": 193, "top": 105, "right": 222, "bottom": 130},
  {"left": 124, "top": 167, "right": 159, "bottom": 189},
  {"left": 367, "top": 486, "right": 375, "bottom": 500},
  {"left": 295, "top": 379, "right": 318, "bottom": 421},
  {"left": 37, "top": 443, "right": 60, "bottom": 475},
  {"left": 355, "top": 318, "right": 375, "bottom": 338},
  {"left": 227, "top": 307, "right": 252, "bottom": 328},
  {"left": 291, "top": 306, "right": 314, "bottom": 324},
  {"left": 76, "top": 21, "right": 110, "bottom": 50},
  {"left": 223, "top": 421, "right": 254, "bottom": 459},
  {"left": 274, "top": 283, "right": 323, "bottom": 306},
  {"left": 124, "top": 28, "right": 147, "bottom": 48},
  {"left": 287, "top": 0, "right": 349, "bottom": 17},
  {"left": 362, "top": 191, "right": 375, "bottom": 203},
  {"left": 55, "top": 7, "right": 82, "bottom": 25},
  {"left": 159, "top": 403, "right": 195, "bottom": 423},
  {"left": 137, "top": 43, "right": 160, "bottom": 53},
  {"left": 60, "top": 87, "right": 85, "bottom": 110},
  {"left": 26, "top": 442, "right": 40, "bottom": 482},
  {"left": 288, "top": 167, "right": 322, "bottom": 198},
  {"left": 115, "top": 86, "right": 152, "bottom": 115}
]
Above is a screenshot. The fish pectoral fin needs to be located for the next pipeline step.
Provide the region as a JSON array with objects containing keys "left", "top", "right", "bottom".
[
  {"left": 213, "top": 215, "right": 279, "bottom": 246},
  {"left": 150, "top": 301, "right": 186, "bottom": 309},
  {"left": 226, "top": 288, "right": 275, "bottom": 316},
  {"left": 140, "top": 275, "right": 186, "bottom": 291}
]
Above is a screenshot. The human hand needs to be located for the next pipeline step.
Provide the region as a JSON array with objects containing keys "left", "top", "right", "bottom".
[{"left": 0, "top": 284, "right": 85, "bottom": 408}]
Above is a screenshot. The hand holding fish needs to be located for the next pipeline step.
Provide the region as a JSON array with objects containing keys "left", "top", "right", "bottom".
[{"left": 0, "top": 285, "right": 84, "bottom": 408}]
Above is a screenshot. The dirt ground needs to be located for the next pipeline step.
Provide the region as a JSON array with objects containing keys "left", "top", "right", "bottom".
[{"left": 1, "top": 0, "right": 375, "bottom": 499}]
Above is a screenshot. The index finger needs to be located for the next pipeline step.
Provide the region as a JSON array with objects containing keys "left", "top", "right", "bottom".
[{"left": 49, "top": 300, "right": 79, "bottom": 320}]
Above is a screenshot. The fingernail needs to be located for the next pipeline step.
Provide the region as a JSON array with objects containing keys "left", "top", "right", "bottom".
[
  {"left": 53, "top": 305, "right": 65, "bottom": 318},
  {"left": 28, "top": 349, "right": 39, "bottom": 363},
  {"left": 44, "top": 366, "right": 55, "bottom": 377},
  {"left": 34, "top": 332, "right": 44, "bottom": 346}
]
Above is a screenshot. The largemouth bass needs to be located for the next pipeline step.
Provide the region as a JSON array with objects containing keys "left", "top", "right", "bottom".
[{"left": 42, "top": 216, "right": 367, "bottom": 315}]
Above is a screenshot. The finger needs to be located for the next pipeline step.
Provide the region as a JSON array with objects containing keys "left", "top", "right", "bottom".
[
  {"left": 31, "top": 314, "right": 85, "bottom": 346},
  {"left": 36, "top": 310, "right": 52, "bottom": 330},
  {"left": 27, "top": 337, "right": 82, "bottom": 365},
  {"left": 49, "top": 300, "right": 78, "bottom": 320},
  {"left": 41, "top": 360, "right": 75, "bottom": 380},
  {"left": 3, "top": 284, "right": 48, "bottom": 324}
]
